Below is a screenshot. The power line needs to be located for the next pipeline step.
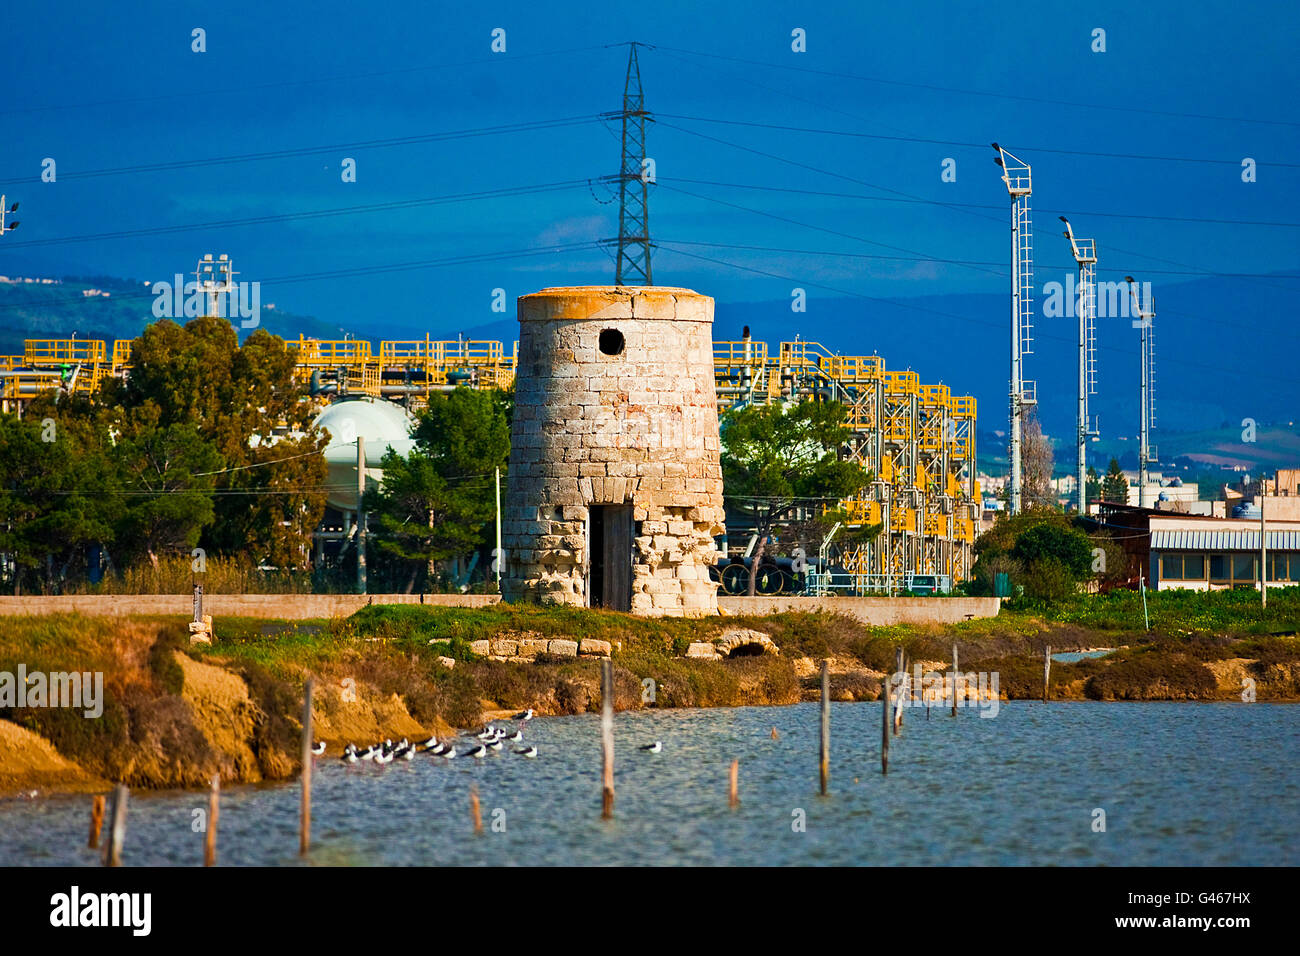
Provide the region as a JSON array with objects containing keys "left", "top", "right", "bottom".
[
  {"left": 0, "top": 117, "right": 600, "bottom": 186},
  {"left": 654, "top": 242, "right": 1300, "bottom": 386},
  {"left": 650, "top": 43, "right": 1300, "bottom": 129},
  {"left": 657, "top": 123, "right": 1300, "bottom": 290},
  {"left": 670, "top": 176, "right": 1300, "bottom": 228},
  {"left": 0, "top": 180, "right": 589, "bottom": 249},
  {"left": 0, "top": 241, "right": 604, "bottom": 314},
  {"left": 659, "top": 113, "right": 1300, "bottom": 169},
  {"left": 0, "top": 45, "right": 613, "bottom": 117},
  {"left": 657, "top": 180, "right": 1003, "bottom": 278},
  {"left": 655, "top": 238, "right": 1300, "bottom": 280}
]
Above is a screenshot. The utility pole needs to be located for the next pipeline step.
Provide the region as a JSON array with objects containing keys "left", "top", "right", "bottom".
[
  {"left": 1260, "top": 485, "right": 1267, "bottom": 609},
  {"left": 494, "top": 466, "right": 503, "bottom": 591},
  {"left": 1127, "top": 278, "right": 1156, "bottom": 508},
  {"left": 1062, "top": 218, "right": 1098, "bottom": 515},
  {"left": 356, "top": 436, "right": 367, "bottom": 594},
  {"left": 607, "top": 42, "right": 653, "bottom": 285},
  {"left": 0, "top": 195, "right": 19, "bottom": 237},
  {"left": 993, "top": 145, "right": 1034, "bottom": 515}
]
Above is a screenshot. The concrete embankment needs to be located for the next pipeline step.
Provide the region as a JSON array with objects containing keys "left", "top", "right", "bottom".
[{"left": 0, "top": 593, "right": 1002, "bottom": 625}]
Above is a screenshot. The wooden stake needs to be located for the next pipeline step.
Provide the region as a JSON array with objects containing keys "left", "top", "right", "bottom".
[
  {"left": 880, "top": 671, "right": 890, "bottom": 775},
  {"left": 1043, "top": 644, "right": 1052, "bottom": 702},
  {"left": 728, "top": 759, "right": 739, "bottom": 808},
  {"left": 470, "top": 785, "right": 483, "bottom": 834},
  {"left": 600, "top": 659, "right": 614, "bottom": 819},
  {"left": 88, "top": 794, "right": 105, "bottom": 849},
  {"left": 300, "top": 677, "right": 313, "bottom": 856},
  {"left": 204, "top": 774, "right": 219, "bottom": 867},
  {"left": 819, "top": 660, "right": 830, "bottom": 796},
  {"left": 770, "top": 726, "right": 779, "bottom": 740},
  {"left": 103, "top": 783, "right": 127, "bottom": 867},
  {"left": 893, "top": 647, "right": 904, "bottom": 735},
  {"left": 950, "top": 643, "right": 959, "bottom": 717}
]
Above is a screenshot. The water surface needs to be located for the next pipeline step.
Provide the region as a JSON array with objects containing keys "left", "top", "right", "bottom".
[{"left": 2, "top": 702, "right": 1295, "bottom": 866}]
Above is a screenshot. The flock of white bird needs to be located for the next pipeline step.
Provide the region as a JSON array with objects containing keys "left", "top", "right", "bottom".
[{"left": 313, "top": 707, "right": 664, "bottom": 766}]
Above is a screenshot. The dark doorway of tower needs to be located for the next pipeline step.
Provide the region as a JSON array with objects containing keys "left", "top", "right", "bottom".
[{"left": 588, "top": 504, "right": 634, "bottom": 612}]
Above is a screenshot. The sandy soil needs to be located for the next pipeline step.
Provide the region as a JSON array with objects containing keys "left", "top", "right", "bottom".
[{"left": 0, "top": 719, "right": 108, "bottom": 797}]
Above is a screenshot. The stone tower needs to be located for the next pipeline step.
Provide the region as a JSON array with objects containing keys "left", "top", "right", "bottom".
[{"left": 502, "top": 286, "right": 725, "bottom": 616}]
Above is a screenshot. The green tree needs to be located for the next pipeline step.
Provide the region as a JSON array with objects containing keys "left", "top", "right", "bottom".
[
  {"left": 1101, "top": 457, "right": 1129, "bottom": 504},
  {"left": 109, "top": 401, "right": 221, "bottom": 564},
  {"left": 971, "top": 507, "right": 1096, "bottom": 600},
  {"left": 0, "top": 407, "right": 116, "bottom": 593},
  {"left": 108, "top": 317, "right": 328, "bottom": 568},
  {"left": 366, "top": 387, "right": 510, "bottom": 592},
  {"left": 1085, "top": 465, "right": 1101, "bottom": 505},
  {"left": 720, "top": 399, "right": 871, "bottom": 596}
]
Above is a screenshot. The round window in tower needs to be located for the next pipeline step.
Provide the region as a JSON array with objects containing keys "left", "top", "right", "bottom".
[{"left": 598, "top": 328, "right": 625, "bottom": 356}]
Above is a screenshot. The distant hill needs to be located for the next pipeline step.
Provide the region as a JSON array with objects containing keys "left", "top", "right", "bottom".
[{"left": 0, "top": 274, "right": 351, "bottom": 356}]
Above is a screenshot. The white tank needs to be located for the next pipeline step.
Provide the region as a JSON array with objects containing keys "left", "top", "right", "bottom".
[{"left": 313, "top": 398, "right": 417, "bottom": 510}]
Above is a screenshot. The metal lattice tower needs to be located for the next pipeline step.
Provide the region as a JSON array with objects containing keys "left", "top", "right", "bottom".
[
  {"left": 993, "top": 144, "right": 1034, "bottom": 515},
  {"left": 1062, "top": 217, "right": 1099, "bottom": 514},
  {"left": 612, "top": 43, "right": 653, "bottom": 285},
  {"left": 1127, "top": 277, "right": 1156, "bottom": 507}
]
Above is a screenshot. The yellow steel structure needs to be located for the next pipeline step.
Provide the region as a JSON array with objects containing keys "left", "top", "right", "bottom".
[{"left": 1, "top": 333, "right": 979, "bottom": 584}]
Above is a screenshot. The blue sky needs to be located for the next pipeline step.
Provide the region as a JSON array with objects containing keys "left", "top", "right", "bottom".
[{"left": 1, "top": 0, "right": 1296, "bottom": 436}]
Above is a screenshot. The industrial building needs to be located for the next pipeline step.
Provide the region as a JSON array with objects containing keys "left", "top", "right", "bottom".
[{"left": 1, "top": 327, "right": 980, "bottom": 593}]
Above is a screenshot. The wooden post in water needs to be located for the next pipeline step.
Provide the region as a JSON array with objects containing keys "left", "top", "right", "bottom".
[
  {"left": 880, "top": 673, "right": 890, "bottom": 775},
  {"left": 204, "top": 774, "right": 219, "bottom": 866},
  {"left": 299, "top": 677, "right": 313, "bottom": 857},
  {"left": 819, "top": 660, "right": 830, "bottom": 795},
  {"left": 950, "top": 643, "right": 959, "bottom": 717},
  {"left": 88, "top": 794, "right": 105, "bottom": 849},
  {"left": 103, "top": 783, "right": 127, "bottom": 866},
  {"left": 470, "top": 785, "right": 483, "bottom": 834},
  {"left": 728, "top": 759, "right": 739, "bottom": 808},
  {"left": 600, "top": 659, "right": 615, "bottom": 819},
  {"left": 893, "top": 647, "right": 904, "bottom": 735},
  {"left": 1043, "top": 645, "right": 1052, "bottom": 702}
]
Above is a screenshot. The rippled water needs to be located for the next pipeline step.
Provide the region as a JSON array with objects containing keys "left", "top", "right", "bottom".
[{"left": 2, "top": 702, "right": 1296, "bottom": 866}]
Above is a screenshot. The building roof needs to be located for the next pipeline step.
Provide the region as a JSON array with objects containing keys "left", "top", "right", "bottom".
[{"left": 1151, "top": 530, "right": 1300, "bottom": 551}]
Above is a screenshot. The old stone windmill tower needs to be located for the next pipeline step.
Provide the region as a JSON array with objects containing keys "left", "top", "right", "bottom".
[{"left": 500, "top": 286, "right": 725, "bottom": 617}]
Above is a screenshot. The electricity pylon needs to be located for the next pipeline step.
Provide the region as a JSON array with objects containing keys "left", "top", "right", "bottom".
[
  {"left": 609, "top": 42, "right": 653, "bottom": 285},
  {"left": 1062, "top": 217, "right": 1098, "bottom": 514},
  {"left": 993, "top": 144, "right": 1034, "bottom": 514},
  {"left": 1127, "top": 277, "right": 1156, "bottom": 508}
]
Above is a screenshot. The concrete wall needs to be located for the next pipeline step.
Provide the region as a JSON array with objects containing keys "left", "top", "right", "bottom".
[
  {"left": 0, "top": 593, "right": 1000, "bottom": 625},
  {"left": 0, "top": 593, "right": 502, "bottom": 619},
  {"left": 719, "top": 595, "right": 1001, "bottom": 625}
]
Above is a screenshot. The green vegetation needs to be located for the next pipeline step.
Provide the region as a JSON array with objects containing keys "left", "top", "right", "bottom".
[
  {"left": 970, "top": 508, "right": 1126, "bottom": 599},
  {"left": 1, "top": 316, "right": 327, "bottom": 594},
  {"left": 364, "top": 387, "right": 511, "bottom": 593},
  {"left": 1101, "top": 457, "right": 1129, "bottom": 503},
  {"left": 4, "top": 589, "right": 1300, "bottom": 791}
]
